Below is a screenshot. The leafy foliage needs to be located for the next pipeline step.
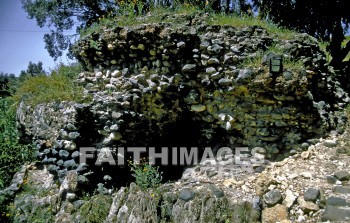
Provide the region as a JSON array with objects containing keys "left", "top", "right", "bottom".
[
  {"left": 11, "top": 64, "right": 87, "bottom": 107},
  {"left": 0, "top": 72, "right": 16, "bottom": 97},
  {"left": 22, "top": 0, "right": 120, "bottom": 60},
  {"left": 129, "top": 158, "right": 163, "bottom": 190},
  {"left": 250, "top": 0, "right": 350, "bottom": 74},
  {"left": 0, "top": 99, "right": 35, "bottom": 189}
]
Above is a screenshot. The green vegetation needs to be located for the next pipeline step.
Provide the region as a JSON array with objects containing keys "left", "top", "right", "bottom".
[
  {"left": 0, "top": 99, "right": 34, "bottom": 189},
  {"left": 0, "top": 98, "right": 35, "bottom": 221},
  {"left": 129, "top": 158, "right": 163, "bottom": 190},
  {"left": 11, "top": 63, "right": 87, "bottom": 108},
  {"left": 75, "top": 195, "right": 112, "bottom": 223},
  {"left": 337, "top": 106, "right": 350, "bottom": 155},
  {"left": 207, "top": 14, "right": 297, "bottom": 40}
]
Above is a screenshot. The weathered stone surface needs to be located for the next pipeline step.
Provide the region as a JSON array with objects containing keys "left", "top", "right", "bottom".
[
  {"left": 321, "top": 205, "right": 350, "bottom": 222},
  {"left": 334, "top": 170, "right": 350, "bottom": 181},
  {"left": 303, "top": 188, "right": 320, "bottom": 202},
  {"left": 334, "top": 186, "right": 350, "bottom": 194},
  {"left": 263, "top": 189, "right": 283, "bottom": 206},
  {"left": 262, "top": 204, "right": 289, "bottom": 223},
  {"left": 179, "top": 188, "right": 195, "bottom": 201}
]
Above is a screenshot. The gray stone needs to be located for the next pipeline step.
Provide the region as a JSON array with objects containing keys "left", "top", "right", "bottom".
[
  {"left": 334, "top": 186, "right": 350, "bottom": 194},
  {"left": 182, "top": 64, "right": 197, "bottom": 72},
  {"left": 334, "top": 171, "right": 350, "bottom": 181},
  {"left": 283, "top": 71, "right": 293, "bottom": 81},
  {"left": 59, "top": 150, "right": 70, "bottom": 158},
  {"left": 304, "top": 188, "right": 320, "bottom": 202},
  {"left": 71, "top": 151, "right": 80, "bottom": 158},
  {"left": 206, "top": 170, "right": 218, "bottom": 178},
  {"left": 236, "top": 69, "right": 253, "bottom": 83},
  {"left": 326, "top": 175, "right": 338, "bottom": 184},
  {"left": 209, "top": 185, "right": 224, "bottom": 198},
  {"left": 207, "top": 44, "right": 223, "bottom": 54},
  {"left": 66, "top": 123, "right": 77, "bottom": 130},
  {"left": 77, "top": 175, "right": 89, "bottom": 185},
  {"left": 326, "top": 196, "right": 349, "bottom": 206},
  {"left": 323, "top": 139, "right": 337, "bottom": 148},
  {"left": 321, "top": 205, "right": 350, "bottom": 222},
  {"left": 218, "top": 78, "right": 232, "bottom": 86},
  {"left": 57, "top": 159, "right": 64, "bottom": 166},
  {"left": 68, "top": 132, "right": 80, "bottom": 140},
  {"left": 43, "top": 149, "right": 51, "bottom": 155},
  {"left": 263, "top": 189, "right": 282, "bottom": 206},
  {"left": 179, "top": 188, "right": 195, "bottom": 202},
  {"left": 64, "top": 159, "right": 77, "bottom": 169},
  {"left": 208, "top": 58, "right": 220, "bottom": 65},
  {"left": 76, "top": 163, "right": 88, "bottom": 172},
  {"left": 206, "top": 67, "right": 217, "bottom": 74}
]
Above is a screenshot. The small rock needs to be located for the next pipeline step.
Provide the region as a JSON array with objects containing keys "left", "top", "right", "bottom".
[
  {"left": 236, "top": 69, "right": 253, "bottom": 83},
  {"left": 209, "top": 185, "right": 224, "bottom": 198},
  {"left": 283, "top": 189, "right": 296, "bottom": 208},
  {"left": 179, "top": 188, "right": 195, "bottom": 202},
  {"left": 326, "top": 175, "right": 338, "bottom": 184},
  {"left": 191, "top": 105, "right": 206, "bottom": 112},
  {"left": 71, "top": 151, "right": 80, "bottom": 159},
  {"left": 301, "top": 172, "right": 312, "bottom": 179},
  {"left": 323, "top": 139, "right": 337, "bottom": 148},
  {"left": 105, "top": 84, "right": 116, "bottom": 90},
  {"left": 59, "top": 150, "right": 70, "bottom": 158},
  {"left": 334, "top": 186, "right": 350, "bottom": 194},
  {"left": 77, "top": 175, "right": 89, "bottom": 185},
  {"left": 321, "top": 205, "right": 350, "bottom": 222},
  {"left": 63, "top": 159, "right": 77, "bottom": 169},
  {"left": 182, "top": 64, "right": 197, "bottom": 72},
  {"left": 206, "top": 170, "right": 218, "bottom": 178},
  {"left": 263, "top": 189, "right": 283, "bottom": 206},
  {"left": 262, "top": 204, "right": 288, "bottom": 223},
  {"left": 218, "top": 78, "right": 232, "bottom": 86},
  {"left": 206, "top": 67, "right": 217, "bottom": 74},
  {"left": 66, "top": 192, "right": 76, "bottom": 202},
  {"left": 334, "top": 171, "right": 350, "bottom": 181},
  {"left": 298, "top": 197, "right": 320, "bottom": 213},
  {"left": 208, "top": 58, "right": 220, "bottom": 65},
  {"left": 301, "top": 151, "right": 310, "bottom": 159},
  {"left": 207, "top": 44, "right": 223, "bottom": 54},
  {"left": 326, "top": 196, "right": 349, "bottom": 206},
  {"left": 304, "top": 188, "right": 320, "bottom": 202}
]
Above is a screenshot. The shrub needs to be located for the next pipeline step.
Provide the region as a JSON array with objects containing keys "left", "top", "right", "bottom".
[
  {"left": 129, "top": 158, "right": 163, "bottom": 190},
  {"left": 11, "top": 64, "right": 87, "bottom": 108},
  {"left": 0, "top": 98, "right": 35, "bottom": 222},
  {"left": 0, "top": 98, "right": 34, "bottom": 189}
]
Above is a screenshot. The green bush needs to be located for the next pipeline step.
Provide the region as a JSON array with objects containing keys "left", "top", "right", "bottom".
[
  {"left": 129, "top": 158, "right": 163, "bottom": 190},
  {"left": 11, "top": 64, "right": 87, "bottom": 108},
  {"left": 0, "top": 98, "right": 35, "bottom": 221},
  {"left": 0, "top": 98, "right": 34, "bottom": 189}
]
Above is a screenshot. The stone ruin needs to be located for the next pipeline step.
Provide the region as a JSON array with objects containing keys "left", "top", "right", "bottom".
[{"left": 16, "top": 14, "right": 348, "bottom": 187}]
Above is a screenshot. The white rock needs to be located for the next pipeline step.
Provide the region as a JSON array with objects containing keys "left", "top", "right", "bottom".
[{"left": 283, "top": 189, "right": 296, "bottom": 208}]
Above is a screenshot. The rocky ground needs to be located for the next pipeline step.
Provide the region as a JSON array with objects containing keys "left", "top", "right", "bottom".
[
  {"left": 169, "top": 128, "right": 350, "bottom": 222},
  {"left": 2, "top": 128, "right": 350, "bottom": 222}
]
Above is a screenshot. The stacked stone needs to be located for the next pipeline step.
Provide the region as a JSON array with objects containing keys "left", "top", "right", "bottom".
[
  {"left": 73, "top": 21, "right": 344, "bottom": 156},
  {"left": 16, "top": 16, "right": 348, "bottom": 185}
]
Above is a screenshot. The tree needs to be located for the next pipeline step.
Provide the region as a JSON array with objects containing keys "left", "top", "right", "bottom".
[
  {"left": 18, "top": 61, "right": 46, "bottom": 84},
  {"left": 22, "top": 0, "right": 120, "bottom": 60},
  {"left": 251, "top": 0, "right": 350, "bottom": 75},
  {"left": 0, "top": 72, "right": 16, "bottom": 97}
]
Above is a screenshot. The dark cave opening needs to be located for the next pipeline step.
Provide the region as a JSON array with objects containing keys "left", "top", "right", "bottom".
[{"left": 76, "top": 109, "right": 229, "bottom": 192}]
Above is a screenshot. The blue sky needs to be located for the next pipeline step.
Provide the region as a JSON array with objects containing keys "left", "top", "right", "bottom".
[{"left": 0, "top": 0, "right": 73, "bottom": 75}]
